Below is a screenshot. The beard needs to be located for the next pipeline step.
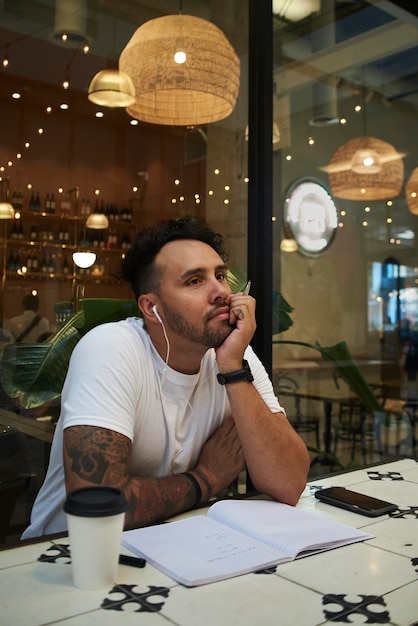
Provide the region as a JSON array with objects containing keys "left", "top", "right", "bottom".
[{"left": 163, "top": 305, "right": 233, "bottom": 348}]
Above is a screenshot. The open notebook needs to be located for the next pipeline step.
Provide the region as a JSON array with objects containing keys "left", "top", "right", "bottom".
[{"left": 122, "top": 499, "right": 373, "bottom": 586}]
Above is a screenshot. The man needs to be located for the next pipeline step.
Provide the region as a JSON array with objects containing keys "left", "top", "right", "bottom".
[
  {"left": 22, "top": 217, "right": 309, "bottom": 539},
  {"left": 8, "top": 293, "right": 50, "bottom": 343}
]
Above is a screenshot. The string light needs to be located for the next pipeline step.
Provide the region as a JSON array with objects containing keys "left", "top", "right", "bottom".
[{"left": 2, "top": 47, "right": 9, "bottom": 68}]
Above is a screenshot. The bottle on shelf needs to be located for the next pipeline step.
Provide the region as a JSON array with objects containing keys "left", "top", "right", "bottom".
[
  {"left": 29, "top": 190, "right": 36, "bottom": 211},
  {"left": 91, "top": 229, "right": 99, "bottom": 248},
  {"left": 26, "top": 254, "right": 32, "bottom": 272},
  {"left": 107, "top": 228, "right": 117, "bottom": 248},
  {"left": 30, "top": 224, "right": 37, "bottom": 240},
  {"left": 121, "top": 233, "right": 132, "bottom": 251},
  {"left": 62, "top": 255, "right": 70, "bottom": 275},
  {"left": 45, "top": 193, "right": 51, "bottom": 212},
  {"left": 35, "top": 191, "right": 41, "bottom": 211},
  {"left": 10, "top": 221, "right": 18, "bottom": 239},
  {"left": 7, "top": 250, "right": 16, "bottom": 270},
  {"left": 17, "top": 222, "right": 24, "bottom": 239},
  {"left": 47, "top": 255, "right": 55, "bottom": 274},
  {"left": 50, "top": 193, "right": 56, "bottom": 213},
  {"left": 41, "top": 255, "right": 48, "bottom": 274},
  {"left": 31, "top": 252, "right": 38, "bottom": 272}
]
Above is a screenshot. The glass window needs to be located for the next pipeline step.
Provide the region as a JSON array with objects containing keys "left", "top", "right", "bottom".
[
  {"left": 273, "top": 0, "right": 418, "bottom": 470},
  {"left": 0, "top": 0, "right": 248, "bottom": 544}
]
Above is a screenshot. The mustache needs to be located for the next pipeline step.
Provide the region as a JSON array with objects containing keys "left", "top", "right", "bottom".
[{"left": 205, "top": 302, "right": 229, "bottom": 322}]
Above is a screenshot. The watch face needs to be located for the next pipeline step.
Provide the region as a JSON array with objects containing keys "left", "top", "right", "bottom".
[{"left": 283, "top": 178, "right": 338, "bottom": 257}]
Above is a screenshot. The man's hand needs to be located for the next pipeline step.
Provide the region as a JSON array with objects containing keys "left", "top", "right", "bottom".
[
  {"left": 215, "top": 291, "right": 256, "bottom": 373},
  {"left": 191, "top": 415, "right": 245, "bottom": 500}
]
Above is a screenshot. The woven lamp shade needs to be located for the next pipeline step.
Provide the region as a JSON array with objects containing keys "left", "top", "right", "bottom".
[
  {"left": 405, "top": 167, "right": 418, "bottom": 215},
  {"left": 119, "top": 14, "right": 240, "bottom": 126},
  {"left": 328, "top": 136, "right": 404, "bottom": 201}
]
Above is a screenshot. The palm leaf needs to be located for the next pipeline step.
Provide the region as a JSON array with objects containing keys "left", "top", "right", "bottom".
[
  {"left": 273, "top": 339, "right": 383, "bottom": 413},
  {"left": 272, "top": 291, "right": 294, "bottom": 334},
  {"left": 227, "top": 268, "right": 247, "bottom": 293},
  {"left": 0, "top": 298, "right": 139, "bottom": 408}
]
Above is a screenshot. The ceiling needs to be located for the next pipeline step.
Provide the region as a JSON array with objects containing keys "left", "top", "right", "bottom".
[{"left": 0, "top": 0, "right": 417, "bottom": 249}]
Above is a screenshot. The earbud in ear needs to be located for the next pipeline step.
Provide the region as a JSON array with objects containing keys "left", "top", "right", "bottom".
[{"left": 152, "top": 304, "right": 163, "bottom": 324}]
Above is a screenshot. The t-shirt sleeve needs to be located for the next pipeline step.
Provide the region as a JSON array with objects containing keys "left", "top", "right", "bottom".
[
  {"left": 244, "top": 346, "right": 285, "bottom": 415},
  {"left": 61, "top": 323, "right": 143, "bottom": 441}
]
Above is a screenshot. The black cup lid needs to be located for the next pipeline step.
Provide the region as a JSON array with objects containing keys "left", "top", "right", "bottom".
[{"left": 64, "top": 486, "right": 128, "bottom": 517}]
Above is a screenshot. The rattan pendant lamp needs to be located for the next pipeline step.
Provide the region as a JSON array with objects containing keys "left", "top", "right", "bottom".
[
  {"left": 405, "top": 167, "right": 418, "bottom": 215},
  {"left": 324, "top": 85, "right": 404, "bottom": 201},
  {"left": 119, "top": 10, "right": 240, "bottom": 126},
  {"left": 327, "top": 136, "right": 404, "bottom": 201}
]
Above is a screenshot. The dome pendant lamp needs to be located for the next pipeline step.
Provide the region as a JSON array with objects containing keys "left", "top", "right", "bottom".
[
  {"left": 119, "top": 13, "right": 240, "bottom": 126},
  {"left": 326, "top": 136, "right": 404, "bottom": 201}
]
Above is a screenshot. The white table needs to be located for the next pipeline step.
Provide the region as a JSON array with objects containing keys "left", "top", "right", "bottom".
[{"left": 1, "top": 458, "right": 418, "bottom": 626}]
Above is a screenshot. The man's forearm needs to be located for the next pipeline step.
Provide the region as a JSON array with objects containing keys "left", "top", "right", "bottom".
[
  {"left": 224, "top": 381, "right": 310, "bottom": 505},
  {"left": 122, "top": 472, "right": 203, "bottom": 529},
  {"left": 63, "top": 425, "right": 209, "bottom": 529}
]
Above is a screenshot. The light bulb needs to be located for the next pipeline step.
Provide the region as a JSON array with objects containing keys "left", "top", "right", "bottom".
[{"left": 174, "top": 50, "right": 186, "bottom": 64}]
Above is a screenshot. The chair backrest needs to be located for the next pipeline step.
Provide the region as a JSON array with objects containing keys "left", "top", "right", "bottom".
[
  {"left": 276, "top": 373, "right": 299, "bottom": 393},
  {"left": 338, "top": 382, "right": 388, "bottom": 426},
  {"left": 369, "top": 383, "right": 389, "bottom": 409}
]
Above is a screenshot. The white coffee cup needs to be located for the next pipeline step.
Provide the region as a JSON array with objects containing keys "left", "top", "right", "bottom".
[{"left": 64, "top": 486, "right": 127, "bottom": 590}]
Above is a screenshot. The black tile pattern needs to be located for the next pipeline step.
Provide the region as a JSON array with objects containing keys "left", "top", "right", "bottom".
[
  {"left": 37, "top": 543, "right": 71, "bottom": 564},
  {"left": 367, "top": 471, "right": 404, "bottom": 481},
  {"left": 101, "top": 584, "right": 170, "bottom": 612},
  {"left": 37, "top": 543, "right": 171, "bottom": 613},
  {"left": 322, "top": 594, "right": 390, "bottom": 623},
  {"left": 388, "top": 505, "right": 418, "bottom": 519}
]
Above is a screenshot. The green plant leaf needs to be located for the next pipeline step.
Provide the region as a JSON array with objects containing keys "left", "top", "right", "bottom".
[
  {"left": 274, "top": 339, "right": 383, "bottom": 413},
  {"left": 227, "top": 268, "right": 247, "bottom": 293},
  {"left": 0, "top": 298, "right": 140, "bottom": 408},
  {"left": 272, "top": 291, "right": 294, "bottom": 334}
]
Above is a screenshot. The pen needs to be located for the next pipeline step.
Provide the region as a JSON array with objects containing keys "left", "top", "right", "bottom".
[
  {"left": 119, "top": 554, "right": 146, "bottom": 568},
  {"left": 243, "top": 280, "right": 251, "bottom": 296}
]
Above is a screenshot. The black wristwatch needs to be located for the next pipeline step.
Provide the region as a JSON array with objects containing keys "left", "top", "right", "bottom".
[{"left": 217, "top": 360, "right": 254, "bottom": 385}]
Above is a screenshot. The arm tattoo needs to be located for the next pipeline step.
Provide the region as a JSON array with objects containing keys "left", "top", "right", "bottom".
[
  {"left": 64, "top": 426, "right": 130, "bottom": 486},
  {"left": 64, "top": 426, "right": 200, "bottom": 529}
]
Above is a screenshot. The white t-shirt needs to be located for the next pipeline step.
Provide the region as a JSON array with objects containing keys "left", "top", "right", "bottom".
[{"left": 22, "top": 317, "right": 283, "bottom": 539}]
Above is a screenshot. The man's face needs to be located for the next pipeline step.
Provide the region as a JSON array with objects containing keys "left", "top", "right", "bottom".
[{"left": 155, "top": 239, "right": 233, "bottom": 349}]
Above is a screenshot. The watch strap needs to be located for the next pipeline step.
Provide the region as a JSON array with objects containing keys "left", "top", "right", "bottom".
[{"left": 217, "top": 360, "right": 254, "bottom": 385}]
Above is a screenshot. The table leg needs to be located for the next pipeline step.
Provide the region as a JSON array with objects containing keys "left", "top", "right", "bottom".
[{"left": 323, "top": 400, "right": 333, "bottom": 455}]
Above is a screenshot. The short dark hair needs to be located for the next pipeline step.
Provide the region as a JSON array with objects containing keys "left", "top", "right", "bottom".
[
  {"left": 121, "top": 216, "right": 228, "bottom": 299},
  {"left": 22, "top": 294, "right": 39, "bottom": 312}
]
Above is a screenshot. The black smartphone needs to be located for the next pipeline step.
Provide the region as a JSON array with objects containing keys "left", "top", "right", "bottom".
[{"left": 314, "top": 486, "right": 397, "bottom": 517}]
